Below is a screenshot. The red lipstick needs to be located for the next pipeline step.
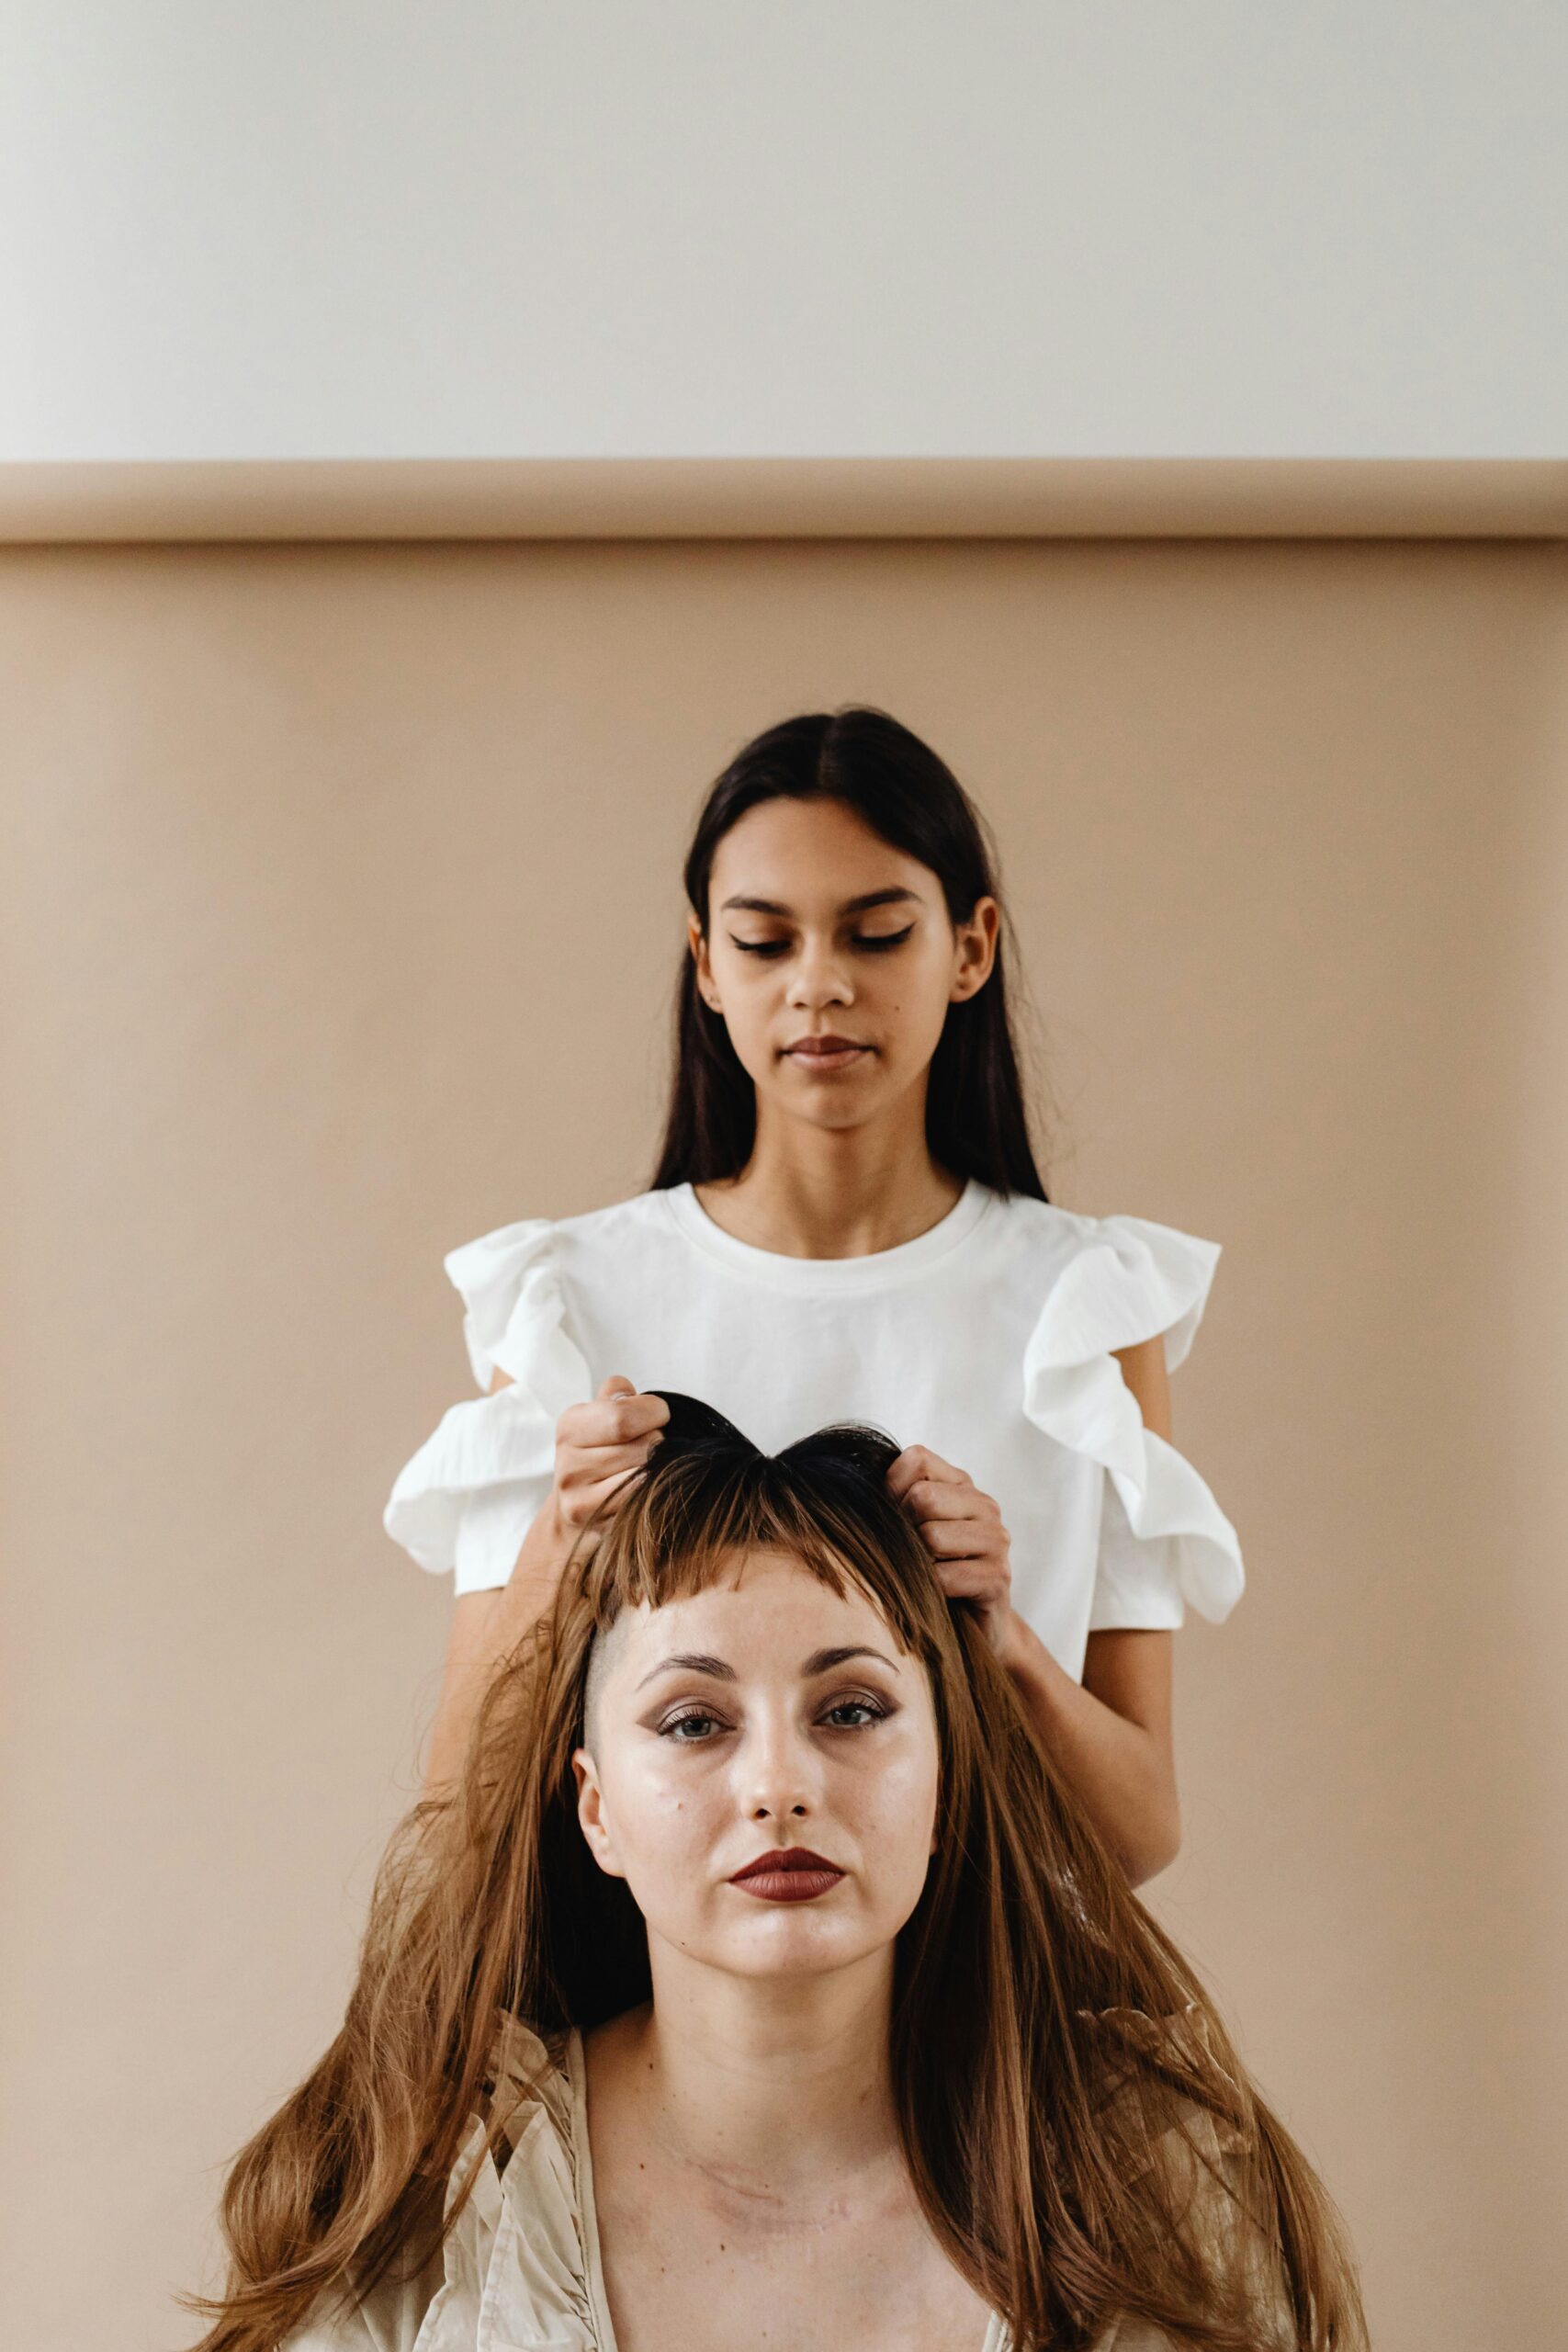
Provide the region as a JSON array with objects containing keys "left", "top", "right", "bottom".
[{"left": 728, "top": 1848, "right": 845, "bottom": 1904}]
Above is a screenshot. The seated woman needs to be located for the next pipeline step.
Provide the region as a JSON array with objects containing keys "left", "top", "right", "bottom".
[{"left": 182, "top": 1396, "right": 1367, "bottom": 2352}]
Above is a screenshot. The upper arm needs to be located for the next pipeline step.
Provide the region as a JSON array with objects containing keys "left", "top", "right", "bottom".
[
  {"left": 1082, "top": 1628, "right": 1179, "bottom": 1874},
  {"left": 1111, "top": 1333, "right": 1172, "bottom": 1442},
  {"left": 1080, "top": 1626, "right": 1173, "bottom": 1747}
]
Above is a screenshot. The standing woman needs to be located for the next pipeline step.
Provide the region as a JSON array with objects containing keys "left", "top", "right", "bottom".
[{"left": 384, "top": 706, "right": 1245, "bottom": 1883}]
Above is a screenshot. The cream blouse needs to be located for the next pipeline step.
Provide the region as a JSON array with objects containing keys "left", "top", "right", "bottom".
[{"left": 280, "top": 2009, "right": 1289, "bottom": 2352}]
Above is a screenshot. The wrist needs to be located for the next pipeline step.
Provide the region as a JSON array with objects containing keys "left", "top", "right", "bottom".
[
  {"left": 993, "top": 1603, "right": 1031, "bottom": 1678},
  {"left": 500, "top": 1492, "right": 572, "bottom": 1612},
  {"left": 996, "top": 1603, "right": 1056, "bottom": 1696}
]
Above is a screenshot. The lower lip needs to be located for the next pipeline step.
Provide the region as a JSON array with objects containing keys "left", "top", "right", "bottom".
[
  {"left": 730, "top": 1869, "right": 845, "bottom": 1903},
  {"left": 787, "top": 1046, "right": 867, "bottom": 1073}
]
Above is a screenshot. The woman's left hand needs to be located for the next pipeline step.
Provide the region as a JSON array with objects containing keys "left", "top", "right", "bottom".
[{"left": 885, "top": 1445, "right": 1016, "bottom": 1658}]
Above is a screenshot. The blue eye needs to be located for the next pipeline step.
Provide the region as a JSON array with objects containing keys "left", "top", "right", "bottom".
[
  {"left": 822, "top": 1698, "right": 888, "bottom": 1729},
  {"left": 660, "top": 1710, "right": 724, "bottom": 1741}
]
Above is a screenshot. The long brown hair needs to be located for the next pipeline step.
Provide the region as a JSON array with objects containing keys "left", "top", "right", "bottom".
[
  {"left": 649, "top": 705, "right": 1051, "bottom": 1199},
  {"left": 180, "top": 1396, "right": 1366, "bottom": 2352}
]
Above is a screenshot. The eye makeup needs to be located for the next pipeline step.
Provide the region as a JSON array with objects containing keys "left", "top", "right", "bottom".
[{"left": 728, "top": 922, "right": 916, "bottom": 957}]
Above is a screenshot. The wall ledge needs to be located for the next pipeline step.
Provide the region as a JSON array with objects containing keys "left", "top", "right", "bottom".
[{"left": 0, "top": 457, "right": 1563, "bottom": 543}]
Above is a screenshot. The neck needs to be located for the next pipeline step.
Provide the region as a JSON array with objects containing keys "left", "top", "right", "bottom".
[
  {"left": 698, "top": 1097, "right": 963, "bottom": 1259},
  {"left": 621, "top": 1947, "right": 901, "bottom": 2191}
]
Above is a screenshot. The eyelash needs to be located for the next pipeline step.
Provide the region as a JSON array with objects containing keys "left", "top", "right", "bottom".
[
  {"left": 657, "top": 1695, "right": 892, "bottom": 1741},
  {"left": 728, "top": 926, "right": 914, "bottom": 959}
]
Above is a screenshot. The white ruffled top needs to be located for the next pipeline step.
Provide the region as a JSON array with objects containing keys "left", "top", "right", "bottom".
[
  {"left": 382, "top": 1181, "right": 1244, "bottom": 1680},
  {"left": 281, "top": 2008, "right": 1283, "bottom": 2351}
]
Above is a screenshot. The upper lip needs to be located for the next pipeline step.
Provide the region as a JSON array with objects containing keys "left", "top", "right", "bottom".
[
  {"left": 730, "top": 1848, "right": 843, "bottom": 1880},
  {"left": 785, "top": 1035, "right": 866, "bottom": 1054}
]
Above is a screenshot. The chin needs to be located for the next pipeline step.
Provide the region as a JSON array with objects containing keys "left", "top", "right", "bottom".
[{"left": 716, "top": 1917, "right": 884, "bottom": 1976}]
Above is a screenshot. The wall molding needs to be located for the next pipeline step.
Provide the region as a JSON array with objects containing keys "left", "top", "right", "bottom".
[{"left": 0, "top": 457, "right": 1563, "bottom": 543}]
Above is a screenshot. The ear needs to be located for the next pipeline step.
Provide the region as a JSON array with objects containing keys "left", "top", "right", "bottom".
[
  {"left": 949, "top": 895, "right": 999, "bottom": 1001},
  {"left": 572, "top": 1747, "right": 628, "bottom": 1880},
  {"left": 686, "top": 914, "right": 720, "bottom": 1011}
]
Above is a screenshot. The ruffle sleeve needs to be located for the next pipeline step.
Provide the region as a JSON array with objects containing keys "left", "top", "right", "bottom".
[
  {"left": 1021, "top": 1213, "right": 1245, "bottom": 1631},
  {"left": 382, "top": 1219, "right": 594, "bottom": 1597}
]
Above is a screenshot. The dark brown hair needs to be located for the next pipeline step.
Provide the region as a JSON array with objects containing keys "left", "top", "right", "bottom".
[
  {"left": 181, "top": 1396, "right": 1366, "bottom": 2352},
  {"left": 649, "top": 705, "right": 1051, "bottom": 1198}
]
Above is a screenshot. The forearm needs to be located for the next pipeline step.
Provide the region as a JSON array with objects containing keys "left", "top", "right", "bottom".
[
  {"left": 997, "top": 1610, "right": 1180, "bottom": 1888},
  {"left": 422, "top": 1497, "right": 576, "bottom": 1797}
]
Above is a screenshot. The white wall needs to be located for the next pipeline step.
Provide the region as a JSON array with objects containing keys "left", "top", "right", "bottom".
[{"left": 2, "top": 3, "right": 1563, "bottom": 463}]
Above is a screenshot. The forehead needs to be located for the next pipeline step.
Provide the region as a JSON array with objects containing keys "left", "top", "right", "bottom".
[
  {"left": 602, "top": 1548, "right": 904, "bottom": 1683},
  {"left": 710, "top": 799, "right": 931, "bottom": 902}
]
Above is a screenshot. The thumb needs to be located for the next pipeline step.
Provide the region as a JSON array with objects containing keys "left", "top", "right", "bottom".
[{"left": 598, "top": 1374, "right": 637, "bottom": 1399}]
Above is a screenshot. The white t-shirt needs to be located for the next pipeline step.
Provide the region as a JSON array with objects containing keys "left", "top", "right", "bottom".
[{"left": 382, "top": 1179, "right": 1244, "bottom": 1681}]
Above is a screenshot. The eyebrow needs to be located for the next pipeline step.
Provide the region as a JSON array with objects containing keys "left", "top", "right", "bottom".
[
  {"left": 634, "top": 1643, "right": 900, "bottom": 1690},
  {"left": 636, "top": 1651, "right": 735, "bottom": 1690},
  {"left": 716, "top": 888, "right": 922, "bottom": 918}
]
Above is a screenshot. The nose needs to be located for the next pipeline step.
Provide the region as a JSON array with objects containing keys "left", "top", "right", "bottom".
[
  {"left": 739, "top": 1710, "right": 818, "bottom": 1823},
  {"left": 785, "top": 931, "right": 854, "bottom": 1012}
]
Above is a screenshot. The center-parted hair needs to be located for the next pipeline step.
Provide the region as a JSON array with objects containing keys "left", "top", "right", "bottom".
[
  {"left": 182, "top": 1395, "right": 1367, "bottom": 2352},
  {"left": 649, "top": 705, "right": 1052, "bottom": 1199}
]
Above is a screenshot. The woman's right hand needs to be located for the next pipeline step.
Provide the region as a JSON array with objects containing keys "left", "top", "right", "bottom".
[
  {"left": 549, "top": 1374, "right": 671, "bottom": 1540},
  {"left": 434, "top": 1378, "right": 670, "bottom": 1794}
]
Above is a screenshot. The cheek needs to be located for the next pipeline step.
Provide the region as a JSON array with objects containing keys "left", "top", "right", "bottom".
[
  {"left": 713, "top": 974, "right": 774, "bottom": 1068},
  {"left": 872, "top": 952, "right": 954, "bottom": 1046},
  {"left": 601, "top": 1747, "right": 723, "bottom": 1873},
  {"left": 840, "top": 1735, "right": 942, "bottom": 1882}
]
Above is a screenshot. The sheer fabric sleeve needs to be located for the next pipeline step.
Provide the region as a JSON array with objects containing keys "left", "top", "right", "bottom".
[
  {"left": 278, "top": 2016, "right": 594, "bottom": 2351},
  {"left": 1083, "top": 2007, "right": 1299, "bottom": 2352},
  {"left": 1021, "top": 1212, "right": 1245, "bottom": 1633},
  {"left": 382, "top": 1218, "right": 594, "bottom": 1597},
  {"left": 276, "top": 2252, "right": 444, "bottom": 2352}
]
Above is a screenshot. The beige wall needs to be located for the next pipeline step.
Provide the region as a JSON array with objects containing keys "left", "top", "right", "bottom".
[{"left": 3, "top": 537, "right": 1564, "bottom": 2350}]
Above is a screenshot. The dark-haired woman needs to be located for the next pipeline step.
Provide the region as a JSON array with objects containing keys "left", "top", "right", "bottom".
[
  {"left": 186, "top": 1400, "right": 1363, "bottom": 2352},
  {"left": 384, "top": 707, "right": 1246, "bottom": 1883}
]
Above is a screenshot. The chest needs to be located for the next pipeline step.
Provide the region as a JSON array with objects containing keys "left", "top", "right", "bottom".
[
  {"left": 593, "top": 2153, "right": 996, "bottom": 2352},
  {"left": 565, "top": 1255, "right": 1043, "bottom": 1460}
]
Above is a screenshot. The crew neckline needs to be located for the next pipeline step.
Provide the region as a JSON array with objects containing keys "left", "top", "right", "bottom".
[{"left": 661, "top": 1175, "right": 992, "bottom": 1292}]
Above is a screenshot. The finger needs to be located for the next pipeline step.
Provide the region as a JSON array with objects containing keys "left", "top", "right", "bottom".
[
  {"left": 930, "top": 1565, "right": 1013, "bottom": 1617},
  {"left": 898, "top": 1476, "right": 995, "bottom": 1522},
  {"left": 560, "top": 1458, "right": 654, "bottom": 1527},
  {"left": 930, "top": 1557, "right": 1003, "bottom": 1598},
  {"left": 885, "top": 1444, "right": 959, "bottom": 1498},
  {"left": 560, "top": 1439, "right": 661, "bottom": 1487},
  {"left": 915, "top": 1520, "right": 1004, "bottom": 1562},
  {"left": 564, "top": 1389, "right": 671, "bottom": 1448}
]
